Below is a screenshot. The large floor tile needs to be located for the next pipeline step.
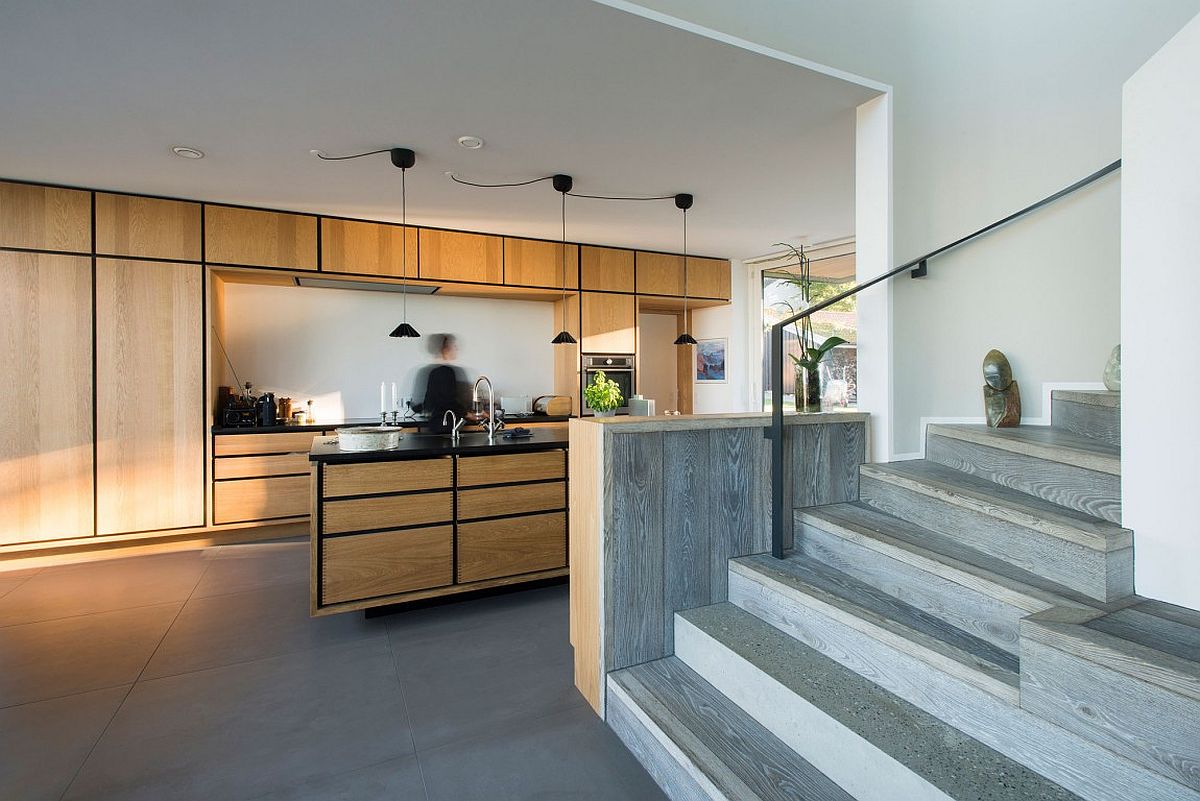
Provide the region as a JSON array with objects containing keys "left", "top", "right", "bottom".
[
  {"left": 193, "top": 540, "right": 310, "bottom": 598},
  {"left": 420, "top": 705, "right": 666, "bottom": 801},
  {"left": 0, "top": 603, "right": 179, "bottom": 707},
  {"left": 0, "top": 551, "right": 208, "bottom": 626},
  {"left": 0, "top": 575, "right": 29, "bottom": 600},
  {"left": 247, "top": 754, "right": 426, "bottom": 801},
  {"left": 144, "top": 581, "right": 388, "bottom": 679},
  {"left": 0, "top": 685, "right": 128, "bottom": 801},
  {"left": 63, "top": 639, "right": 415, "bottom": 801}
]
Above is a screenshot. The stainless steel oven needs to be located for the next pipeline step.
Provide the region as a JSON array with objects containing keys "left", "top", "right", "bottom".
[{"left": 582, "top": 354, "right": 634, "bottom": 415}]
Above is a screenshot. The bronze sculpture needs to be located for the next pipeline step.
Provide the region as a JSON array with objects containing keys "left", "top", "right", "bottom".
[{"left": 983, "top": 349, "right": 1021, "bottom": 428}]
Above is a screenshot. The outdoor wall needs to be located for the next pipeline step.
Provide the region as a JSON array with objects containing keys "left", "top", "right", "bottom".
[
  {"left": 1121, "top": 11, "right": 1200, "bottom": 610},
  {"left": 610, "top": 0, "right": 1200, "bottom": 455}
]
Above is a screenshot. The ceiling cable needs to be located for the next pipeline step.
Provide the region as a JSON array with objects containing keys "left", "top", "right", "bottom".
[{"left": 447, "top": 173, "right": 556, "bottom": 189}]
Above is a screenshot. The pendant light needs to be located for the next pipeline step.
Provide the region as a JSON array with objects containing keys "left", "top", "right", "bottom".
[
  {"left": 388, "top": 148, "right": 421, "bottom": 338},
  {"left": 550, "top": 174, "right": 578, "bottom": 345},
  {"left": 673, "top": 193, "right": 698, "bottom": 346}
]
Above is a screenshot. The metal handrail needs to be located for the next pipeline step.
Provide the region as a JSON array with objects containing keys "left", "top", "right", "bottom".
[{"left": 767, "top": 159, "right": 1122, "bottom": 558}]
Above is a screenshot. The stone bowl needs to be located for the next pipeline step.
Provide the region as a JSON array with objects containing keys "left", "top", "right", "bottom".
[{"left": 336, "top": 426, "right": 403, "bottom": 451}]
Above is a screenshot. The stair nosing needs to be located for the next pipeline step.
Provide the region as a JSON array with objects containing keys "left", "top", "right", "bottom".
[
  {"left": 1051, "top": 389, "right": 1121, "bottom": 409},
  {"left": 927, "top": 423, "right": 1120, "bottom": 476},
  {"left": 731, "top": 555, "right": 1020, "bottom": 703},
  {"left": 860, "top": 462, "right": 1131, "bottom": 552}
]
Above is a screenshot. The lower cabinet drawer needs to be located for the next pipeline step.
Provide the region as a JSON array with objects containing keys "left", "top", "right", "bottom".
[
  {"left": 214, "top": 475, "right": 309, "bottom": 524},
  {"left": 457, "top": 512, "right": 566, "bottom": 583},
  {"left": 213, "top": 453, "right": 310, "bottom": 480},
  {"left": 322, "top": 491, "right": 453, "bottom": 534},
  {"left": 321, "top": 526, "right": 453, "bottom": 604},
  {"left": 214, "top": 432, "right": 323, "bottom": 457},
  {"left": 457, "top": 481, "right": 565, "bottom": 520}
]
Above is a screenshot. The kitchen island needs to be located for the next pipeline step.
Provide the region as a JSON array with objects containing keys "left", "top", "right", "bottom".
[{"left": 308, "top": 426, "right": 569, "bottom": 616}]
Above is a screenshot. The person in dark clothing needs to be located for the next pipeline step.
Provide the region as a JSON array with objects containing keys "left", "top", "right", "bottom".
[{"left": 412, "top": 334, "right": 467, "bottom": 432}]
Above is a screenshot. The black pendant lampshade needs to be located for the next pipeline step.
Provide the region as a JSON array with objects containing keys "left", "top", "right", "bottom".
[
  {"left": 389, "top": 149, "right": 421, "bottom": 338},
  {"left": 551, "top": 174, "right": 577, "bottom": 345},
  {"left": 390, "top": 322, "right": 421, "bottom": 338},
  {"left": 673, "top": 331, "right": 698, "bottom": 346},
  {"left": 674, "top": 193, "right": 695, "bottom": 346}
]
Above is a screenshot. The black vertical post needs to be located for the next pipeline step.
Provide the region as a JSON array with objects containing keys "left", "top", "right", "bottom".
[{"left": 770, "top": 322, "right": 785, "bottom": 558}]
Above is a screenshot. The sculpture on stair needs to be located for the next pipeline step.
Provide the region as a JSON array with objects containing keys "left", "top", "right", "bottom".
[
  {"left": 1103, "top": 344, "right": 1121, "bottom": 391},
  {"left": 983, "top": 349, "right": 1021, "bottom": 428}
]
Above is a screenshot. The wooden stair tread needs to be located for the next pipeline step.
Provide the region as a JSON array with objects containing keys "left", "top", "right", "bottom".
[
  {"left": 1051, "top": 389, "right": 1121, "bottom": 409},
  {"left": 734, "top": 554, "right": 1020, "bottom": 698},
  {"left": 679, "top": 603, "right": 1083, "bottom": 801},
  {"left": 927, "top": 424, "right": 1120, "bottom": 476},
  {"left": 609, "top": 656, "right": 855, "bottom": 801},
  {"left": 861, "top": 460, "right": 1130, "bottom": 552}
]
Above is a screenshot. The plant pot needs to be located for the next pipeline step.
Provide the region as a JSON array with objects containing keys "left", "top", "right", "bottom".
[
  {"left": 593, "top": 409, "right": 616, "bottom": 418},
  {"left": 799, "top": 367, "right": 822, "bottom": 413}
]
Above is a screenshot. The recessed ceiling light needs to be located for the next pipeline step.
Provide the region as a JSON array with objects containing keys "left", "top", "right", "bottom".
[
  {"left": 457, "top": 135, "right": 484, "bottom": 150},
  {"left": 172, "top": 145, "right": 205, "bottom": 159}
]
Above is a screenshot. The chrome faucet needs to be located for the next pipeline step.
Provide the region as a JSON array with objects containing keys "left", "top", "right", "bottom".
[
  {"left": 441, "top": 409, "right": 465, "bottom": 442},
  {"left": 472, "top": 375, "right": 503, "bottom": 441}
]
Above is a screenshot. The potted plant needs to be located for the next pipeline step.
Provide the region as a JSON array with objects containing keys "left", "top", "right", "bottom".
[
  {"left": 584, "top": 370, "right": 623, "bottom": 417},
  {"left": 771, "top": 243, "right": 848, "bottom": 413}
]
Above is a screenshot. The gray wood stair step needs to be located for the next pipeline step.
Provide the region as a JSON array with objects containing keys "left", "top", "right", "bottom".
[
  {"left": 675, "top": 602, "right": 1082, "bottom": 801},
  {"left": 1051, "top": 389, "right": 1121, "bottom": 408},
  {"left": 1051, "top": 390, "right": 1120, "bottom": 447},
  {"left": 795, "top": 501, "right": 1099, "bottom": 655},
  {"left": 860, "top": 460, "right": 1132, "bottom": 602},
  {"left": 730, "top": 553, "right": 1020, "bottom": 702},
  {"left": 1021, "top": 603, "right": 1200, "bottom": 792},
  {"left": 607, "top": 656, "right": 855, "bottom": 801},
  {"left": 925, "top": 424, "right": 1121, "bottom": 523}
]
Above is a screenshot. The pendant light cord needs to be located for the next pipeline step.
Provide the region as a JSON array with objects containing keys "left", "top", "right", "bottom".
[
  {"left": 314, "top": 148, "right": 393, "bottom": 161},
  {"left": 568, "top": 191, "right": 676, "bottom": 201},
  {"left": 682, "top": 208, "right": 689, "bottom": 330},
  {"left": 401, "top": 167, "right": 408, "bottom": 320},
  {"left": 449, "top": 173, "right": 556, "bottom": 189}
]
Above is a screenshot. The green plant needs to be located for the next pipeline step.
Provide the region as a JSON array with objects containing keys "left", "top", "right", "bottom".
[
  {"left": 791, "top": 335, "right": 848, "bottom": 373},
  {"left": 584, "top": 370, "right": 623, "bottom": 412},
  {"left": 770, "top": 242, "right": 848, "bottom": 374}
]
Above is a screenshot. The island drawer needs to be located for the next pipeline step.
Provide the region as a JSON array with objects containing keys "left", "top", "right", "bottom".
[
  {"left": 323, "top": 457, "right": 452, "bottom": 498},
  {"left": 323, "top": 491, "right": 453, "bottom": 534},
  {"left": 457, "top": 512, "right": 566, "bottom": 583},
  {"left": 457, "top": 481, "right": 565, "bottom": 520},
  {"left": 456, "top": 449, "right": 565, "bottom": 487},
  {"left": 214, "top": 432, "right": 324, "bottom": 457},
  {"left": 214, "top": 475, "right": 309, "bottom": 524},
  {"left": 321, "top": 526, "right": 453, "bottom": 604},
  {"left": 213, "top": 453, "right": 310, "bottom": 479}
]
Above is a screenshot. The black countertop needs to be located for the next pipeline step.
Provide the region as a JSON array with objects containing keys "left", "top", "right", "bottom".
[
  {"left": 308, "top": 426, "right": 571, "bottom": 463},
  {"left": 214, "top": 415, "right": 571, "bottom": 436}
]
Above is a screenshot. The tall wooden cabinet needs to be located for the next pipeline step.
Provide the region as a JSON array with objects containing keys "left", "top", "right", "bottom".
[
  {"left": 96, "top": 259, "right": 205, "bottom": 534},
  {"left": 581, "top": 292, "right": 636, "bottom": 353},
  {"left": 0, "top": 252, "right": 94, "bottom": 544}
]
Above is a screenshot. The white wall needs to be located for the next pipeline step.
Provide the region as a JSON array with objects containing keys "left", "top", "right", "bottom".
[
  {"left": 220, "top": 283, "right": 555, "bottom": 422},
  {"left": 611, "top": 0, "right": 1200, "bottom": 453},
  {"left": 1122, "top": 11, "right": 1200, "bottom": 610},
  {"left": 692, "top": 261, "right": 753, "bottom": 413}
]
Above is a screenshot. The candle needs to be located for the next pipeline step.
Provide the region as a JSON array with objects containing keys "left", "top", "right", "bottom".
[
  {"left": 391, "top": 382, "right": 398, "bottom": 413},
  {"left": 380, "top": 381, "right": 386, "bottom": 413}
]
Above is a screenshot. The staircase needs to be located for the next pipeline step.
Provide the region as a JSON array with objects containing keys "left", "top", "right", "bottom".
[{"left": 606, "top": 390, "right": 1200, "bottom": 801}]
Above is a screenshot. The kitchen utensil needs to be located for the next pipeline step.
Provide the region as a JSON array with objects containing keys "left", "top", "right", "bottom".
[{"left": 533, "top": 395, "right": 572, "bottom": 416}]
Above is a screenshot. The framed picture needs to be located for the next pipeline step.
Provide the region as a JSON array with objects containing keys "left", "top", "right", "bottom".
[{"left": 695, "top": 338, "right": 727, "bottom": 383}]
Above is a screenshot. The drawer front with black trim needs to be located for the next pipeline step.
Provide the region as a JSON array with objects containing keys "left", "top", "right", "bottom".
[
  {"left": 457, "top": 512, "right": 567, "bottom": 583},
  {"left": 214, "top": 475, "right": 309, "bottom": 524},
  {"left": 456, "top": 449, "right": 565, "bottom": 487},
  {"left": 456, "top": 481, "right": 566, "bottom": 521},
  {"left": 321, "top": 526, "right": 454, "bottom": 604},
  {"left": 323, "top": 457, "right": 453, "bottom": 498},
  {"left": 322, "top": 491, "right": 453, "bottom": 534}
]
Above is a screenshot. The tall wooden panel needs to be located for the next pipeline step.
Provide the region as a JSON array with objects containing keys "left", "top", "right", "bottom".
[
  {"left": 204, "top": 206, "right": 318, "bottom": 270},
  {"left": 418, "top": 229, "right": 502, "bottom": 283},
  {"left": 0, "top": 253, "right": 94, "bottom": 544},
  {"left": 96, "top": 258, "right": 205, "bottom": 534},
  {"left": 503, "top": 238, "right": 578, "bottom": 289},
  {"left": 0, "top": 182, "right": 91, "bottom": 253},
  {"left": 687, "top": 257, "right": 731, "bottom": 299},
  {"left": 320, "top": 218, "right": 417, "bottom": 277},
  {"left": 636, "top": 252, "right": 685, "bottom": 296},
  {"left": 94, "top": 193, "right": 202, "bottom": 261},
  {"left": 581, "top": 292, "right": 636, "bottom": 353},
  {"left": 581, "top": 246, "right": 635, "bottom": 293}
]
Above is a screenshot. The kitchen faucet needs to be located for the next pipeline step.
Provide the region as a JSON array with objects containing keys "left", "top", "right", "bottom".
[
  {"left": 441, "top": 409, "right": 465, "bottom": 442},
  {"left": 472, "top": 375, "right": 503, "bottom": 441}
]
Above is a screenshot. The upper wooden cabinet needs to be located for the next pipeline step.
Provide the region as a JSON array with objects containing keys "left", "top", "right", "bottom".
[
  {"left": 503, "top": 238, "right": 578, "bottom": 289},
  {"left": 581, "top": 246, "right": 635, "bottom": 293},
  {"left": 321, "top": 218, "right": 418, "bottom": 277},
  {"left": 0, "top": 182, "right": 91, "bottom": 253},
  {"left": 204, "top": 206, "right": 318, "bottom": 270},
  {"left": 687, "top": 256, "right": 732, "bottom": 300},
  {"left": 636, "top": 251, "right": 729, "bottom": 299},
  {"left": 0, "top": 252, "right": 94, "bottom": 544},
  {"left": 581, "top": 292, "right": 636, "bottom": 353},
  {"left": 419, "top": 229, "right": 502, "bottom": 283},
  {"left": 95, "top": 193, "right": 202, "bottom": 261}
]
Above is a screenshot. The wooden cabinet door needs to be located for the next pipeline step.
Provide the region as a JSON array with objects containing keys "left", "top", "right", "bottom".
[
  {"left": 204, "top": 206, "right": 318, "bottom": 270},
  {"left": 503, "top": 238, "right": 578, "bottom": 289},
  {"left": 687, "top": 257, "right": 731, "bottom": 299},
  {"left": 0, "top": 253, "right": 94, "bottom": 544},
  {"left": 581, "top": 246, "right": 634, "bottom": 293},
  {"left": 636, "top": 252, "right": 685, "bottom": 296},
  {"left": 581, "top": 292, "right": 636, "bottom": 353},
  {"left": 0, "top": 182, "right": 91, "bottom": 253},
  {"left": 418, "top": 229, "right": 502, "bottom": 283},
  {"left": 95, "top": 194, "right": 202, "bottom": 261},
  {"left": 321, "top": 218, "right": 417, "bottom": 277},
  {"left": 96, "top": 259, "right": 205, "bottom": 534}
]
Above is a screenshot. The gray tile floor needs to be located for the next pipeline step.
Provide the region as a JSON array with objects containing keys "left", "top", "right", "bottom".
[{"left": 0, "top": 540, "right": 666, "bottom": 801}]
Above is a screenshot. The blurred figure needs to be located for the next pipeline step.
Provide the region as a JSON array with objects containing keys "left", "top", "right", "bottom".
[{"left": 412, "top": 334, "right": 467, "bottom": 432}]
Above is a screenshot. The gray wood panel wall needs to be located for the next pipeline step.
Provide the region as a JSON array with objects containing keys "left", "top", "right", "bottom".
[{"left": 603, "top": 419, "right": 865, "bottom": 673}]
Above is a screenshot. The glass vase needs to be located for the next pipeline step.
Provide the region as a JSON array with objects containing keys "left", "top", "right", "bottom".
[{"left": 800, "top": 367, "right": 822, "bottom": 413}]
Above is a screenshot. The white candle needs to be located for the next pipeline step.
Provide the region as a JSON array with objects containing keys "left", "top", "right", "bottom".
[
  {"left": 391, "top": 382, "right": 398, "bottom": 413},
  {"left": 380, "top": 381, "right": 386, "bottom": 413}
]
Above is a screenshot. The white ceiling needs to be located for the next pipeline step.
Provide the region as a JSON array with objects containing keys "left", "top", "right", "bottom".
[{"left": 0, "top": 0, "right": 877, "bottom": 259}]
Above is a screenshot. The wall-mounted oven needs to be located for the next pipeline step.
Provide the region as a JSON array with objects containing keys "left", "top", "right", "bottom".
[{"left": 582, "top": 354, "right": 634, "bottom": 415}]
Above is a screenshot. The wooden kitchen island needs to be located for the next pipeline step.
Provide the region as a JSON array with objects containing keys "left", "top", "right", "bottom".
[{"left": 308, "top": 426, "right": 568, "bottom": 616}]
